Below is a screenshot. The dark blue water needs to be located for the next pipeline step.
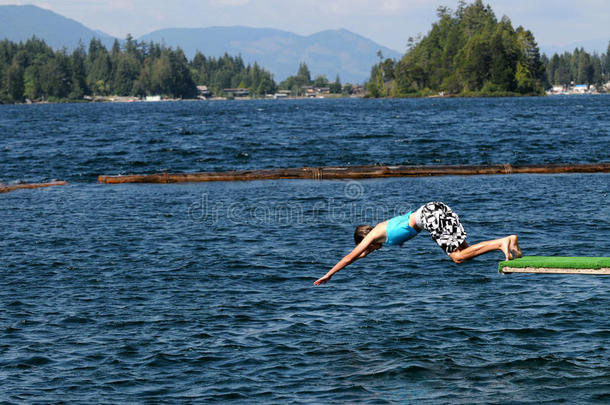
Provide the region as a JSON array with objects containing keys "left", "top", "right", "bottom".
[
  {"left": 1, "top": 97, "right": 609, "bottom": 403},
  {"left": 1, "top": 97, "right": 609, "bottom": 183}
]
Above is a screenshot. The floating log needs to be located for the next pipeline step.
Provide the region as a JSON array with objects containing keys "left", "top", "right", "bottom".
[
  {"left": 499, "top": 256, "right": 610, "bottom": 275},
  {"left": 0, "top": 181, "right": 68, "bottom": 194},
  {"left": 98, "top": 162, "right": 610, "bottom": 184}
]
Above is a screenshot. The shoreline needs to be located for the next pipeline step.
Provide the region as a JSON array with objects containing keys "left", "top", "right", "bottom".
[{"left": 4, "top": 92, "right": 609, "bottom": 106}]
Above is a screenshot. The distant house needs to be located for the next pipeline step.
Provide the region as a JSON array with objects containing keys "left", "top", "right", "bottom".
[
  {"left": 350, "top": 85, "right": 364, "bottom": 96},
  {"left": 546, "top": 85, "right": 565, "bottom": 95},
  {"left": 552, "top": 85, "right": 564, "bottom": 93},
  {"left": 300, "top": 85, "right": 330, "bottom": 97},
  {"left": 272, "top": 90, "right": 290, "bottom": 99},
  {"left": 301, "top": 86, "right": 315, "bottom": 97},
  {"left": 197, "top": 85, "right": 212, "bottom": 99},
  {"left": 573, "top": 84, "right": 589, "bottom": 93},
  {"left": 223, "top": 88, "right": 250, "bottom": 97}
]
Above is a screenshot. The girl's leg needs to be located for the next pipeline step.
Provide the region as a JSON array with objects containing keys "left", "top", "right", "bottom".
[{"left": 449, "top": 235, "right": 521, "bottom": 264}]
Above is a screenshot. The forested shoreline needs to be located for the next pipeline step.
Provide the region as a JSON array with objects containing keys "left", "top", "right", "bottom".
[
  {"left": 545, "top": 48, "right": 609, "bottom": 88},
  {"left": 1, "top": 0, "right": 609, "bottom": 104},
  {"left": 0, "top": 35, "right": 281, "bottom": 103}
]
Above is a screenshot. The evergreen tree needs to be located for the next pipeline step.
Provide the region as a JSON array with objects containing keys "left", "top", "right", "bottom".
[
  {"left": 514, "top": 28, "right": 543, "bottom": 93},
  {"left": 605, "top": 42, "right": 610, "bottom": 81},
  {"left": 87, "top": 38, "right": 105, "bottom": 65},
  {"left": 167, "top": 48, "right": 196, "bottom": 98},
  {"left": 456, "top": 34, "right": 491, "bottom": 91},
  {"left": 191, "top": 51, "right": 208, "bottom": 84},
  {"left": 112, "top": 42, "right": 140, "bottom": 96},
  {"left": 487, "top": 18, "right": 517, "bottom": 91},
  {"left": 279, "top": 63, "right": 314, "bottom": 95},
  {"left": 38, "top": 50, "right": 71, "bottom": 100},
  {"left": 576, "top": 50, "right": 593, "bottom": 84},
  {"left": 365, "top": 64, "right": 386, "bottom": 97},
  {"left": 297, "top": 62, "right": 311, "bottom": 83},
  {"left": 6, "top": 61, "right": 24, "bottom": 102},
  {"left": 591, "top": 52, "right": 602, "bottom": 85},
  {"left": 543, "top": 46, "right": 607, "bottom": 87},
  {"left": 330, "top": 74, "right": 342, "bottom": 93},
  {"left": 70, "top": 43, "right": 88, "bottom": 99},
  {"left": 256, "top": 74, "right": 276, "bottom": 95}
]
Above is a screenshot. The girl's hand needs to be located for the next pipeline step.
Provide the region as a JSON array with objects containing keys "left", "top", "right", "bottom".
[{"left": 314, "top": 274, "right": 332, "bottom": 285}]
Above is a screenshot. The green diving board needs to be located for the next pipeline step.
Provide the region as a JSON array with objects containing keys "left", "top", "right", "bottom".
[{"left": 499, "top": 256, "right": 610, "bottom": 275}]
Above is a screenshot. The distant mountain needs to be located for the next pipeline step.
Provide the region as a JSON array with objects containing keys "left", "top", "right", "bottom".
[
  {"left": 0, "top": 5, "right": 401, "bottom": 83},
  {"left": 541, "top": 38, "right": 609, "bottom": 56},
  {"left": 138, "top": 27, "right": 402, "bottom": 83},
  {"left": 0, "top": 5, "right": 115, "bottom": 50}
]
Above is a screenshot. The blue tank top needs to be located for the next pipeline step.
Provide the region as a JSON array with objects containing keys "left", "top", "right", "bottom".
[{"left": 385, "top": 211, "right": 420, "bottom": 246}]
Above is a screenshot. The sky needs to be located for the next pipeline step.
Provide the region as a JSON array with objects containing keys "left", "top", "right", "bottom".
[{"left": 2, "top": 0, "right": 609, "bottom": 53}]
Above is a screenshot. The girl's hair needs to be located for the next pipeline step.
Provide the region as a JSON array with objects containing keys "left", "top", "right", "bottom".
[{"left": 354, "top": 224, "right": 373, "bottom": 245}]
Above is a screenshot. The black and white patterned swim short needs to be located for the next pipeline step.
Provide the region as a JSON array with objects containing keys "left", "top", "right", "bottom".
[{"left": 417, "top": 202, "right": 467, "bottom": 254}]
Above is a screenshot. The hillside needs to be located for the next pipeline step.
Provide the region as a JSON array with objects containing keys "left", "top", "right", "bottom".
[
  {"left": 369, "top": 1, "right": 548, "bottom": 97},
  {"left": 0, "top": 5, "right": 115, "bottom": 50},
  {"left": 139, "top": 27, "right": 401, "bottom": 83}
]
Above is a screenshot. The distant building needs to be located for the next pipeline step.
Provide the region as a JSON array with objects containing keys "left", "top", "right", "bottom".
[
  {"left": 547, "top": 84, "right": 600, "bottom": 96},
  {"left": 573, "top": 84, "right": 589, "bottom": 94},
  {"left": 223, "top": 88, "right": 250, "bottom": 97},
  {"left": 300, "top": 85, "right": 331, "bottom": 97},
  {"left": 301, "top": 86, "right": 315, "bottom": 97},
  {"left": 546, "top": 85, "right": 565, "bottom": 95},
  {"left": 197, "top": 85, "right": 212, "bottom": 99},
  {"left": 351, "top": 85, "right": 364, "bottom": 96}
]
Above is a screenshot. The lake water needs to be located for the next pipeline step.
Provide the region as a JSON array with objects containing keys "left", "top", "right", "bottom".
[{"left": 1, "top": 97, "right": 609, "bottom": 403}]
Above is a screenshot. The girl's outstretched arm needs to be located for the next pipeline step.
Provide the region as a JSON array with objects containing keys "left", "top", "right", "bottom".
[{"left": 314, "top": 225, "right": 384, "bottom": 285}]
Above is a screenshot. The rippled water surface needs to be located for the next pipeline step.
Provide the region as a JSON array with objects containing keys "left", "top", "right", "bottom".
[
  {"left": 2, "top": 96, "right": 610, "bottom": 182},
  {"left": 1, "top": 97, "right": 609, "bottom": 403}
]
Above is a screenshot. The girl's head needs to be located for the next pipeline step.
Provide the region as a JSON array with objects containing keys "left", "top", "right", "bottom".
[
  {"left": 354, "top": 224, "right": 382, "bottom": 252},
  {"left": 354, "top": 224, "right": 373, "bottom": 245}
]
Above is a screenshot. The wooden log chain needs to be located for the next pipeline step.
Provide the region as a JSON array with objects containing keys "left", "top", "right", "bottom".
[
  {"left": 0, "top": 181, "right": 68, "bottom": 193},
  {"left": 97, "top": 163, "right": 610, "bottom": 184}
]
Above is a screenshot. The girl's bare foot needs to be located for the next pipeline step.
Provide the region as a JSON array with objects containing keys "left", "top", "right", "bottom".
[
  {"left": 500, "top": 237, "right": 513, "bottom": 261},
  {"left": 509, "top": 235, "right": 522, "bottom": 258}
]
